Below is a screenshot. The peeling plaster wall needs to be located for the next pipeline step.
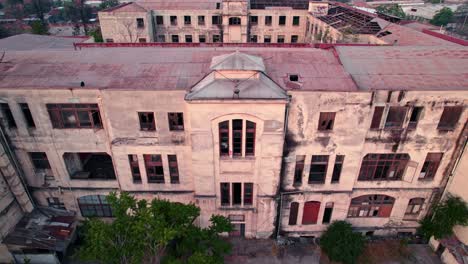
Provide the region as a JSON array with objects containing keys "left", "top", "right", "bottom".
[{"left": 99, "top": 11, "right": 153, "bottom": 43}]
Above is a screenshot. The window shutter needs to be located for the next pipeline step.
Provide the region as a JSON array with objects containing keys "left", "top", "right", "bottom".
[
  {"left": 302, "top": 201, "right": 321, "bottom": 224},
  {"left": 288, "top": 202, "right": 299, "bottom": 225}
]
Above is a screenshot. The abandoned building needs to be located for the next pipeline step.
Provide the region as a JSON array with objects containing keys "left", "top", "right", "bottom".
[
  {"left": 97, "top": 0, "right": 465, "bottom": 45},
  {"left": 0, "top": 44, "right": 466, "bottom": 246}
]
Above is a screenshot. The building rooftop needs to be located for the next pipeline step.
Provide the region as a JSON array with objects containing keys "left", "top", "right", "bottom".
[{"left": 0, "top": 34, "right": 87, "bottom": 51}]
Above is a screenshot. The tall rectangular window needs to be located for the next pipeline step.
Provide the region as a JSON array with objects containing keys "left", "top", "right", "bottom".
[
  {"left": 232, "top": 119, "right": 243, "bottom": 156},
  {"left": 279, "top": 16, "right": 286, "bottom": 25},
  {"left": 138, "top": 112, "right": 155, "bottom": 131},
  {"left": 245, "top": 121, "right": 256, "bottom": 156},
  {"left": 170, "top": 16, "right": 177, "bottom": 26},
  {"left": 385, "top": 106, "right": 407, "bottom": 129},
  {"left": 136, "top": 18, "right": 144, "bottom": 28},
  {"left": 128, "top": 155, "right": 141, "bottom": 183},
  {"left": 221, "top": 183, "right": 230, "bottom": 206},
  {"left": 0, "top": 103, "right": 16, "bottom": 128},
  {"left": 156, "top": 15, "right": 164, "bottom": 25},
  {"left": 232, "top": 182, "right": 242, "bottom": 205},
  {"left": 265, "top": 16, "right": 272, "bottom": 26},
  {"left": 370, "top": 106, "right": 384, "bottom": 129},
  {"left": 438, "top": 106, "right": 463, "bottom": 130},
  {"left": 250, "top": 16, "right": 258, "bottom": 25},
  {"left": 20, "top": 103, "right": 35, "bottom": 128},
  {"left": 168, "top": 155, "right": 180, "bottom": 184},
  {"left": 331, "top": 155, "right": 344, "bottom": 183},
  {"left": 47, "top": 104, "right": 102, "bottom": 129},
  {"left": 294, "top": 155, "right": 305, "bottom": 185},
  {"left": 184, "top": 15, "right": 191, "bottom": 25},
  {"left": 309, "top": 155, "right": 329, "bottom": 184},
  {"left": 244, "top": 183, "right": 253, "bottom": 205},
  {"left": 408, "top": 107, "right": 423, "bottom": 130},
  {"left": 292, "top": 16, "right": 300, "bottom": 25},
  {"left": 419, "top": 153, "right": 443, "bottom": 180},
  {"left": 29, "top": 152, "right": 51, "bottom": 170},
  {"left": 219, "top": 121, "right": 229, "bottom": 156},
  {"left": 318, "top": 112, "right": 335, "bottom": 131},
  {"left": 289, "top": 202, "right": 299, "bottom": 225},
  {"left": 168, "top": 112, "right": 184, "bottom": 131},
  {"left": 144, "top": 154, "right": 164, "bottom": 183},
  {"left": 322, "top": 203, "right": 334, "bottom": 224},
  {"left": 198, "top": 15, "right": 205, "bottom": 25}
]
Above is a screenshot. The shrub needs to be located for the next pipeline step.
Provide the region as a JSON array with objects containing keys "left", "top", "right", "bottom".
[{"left": 320, "top": 221, "right": 365, "bottom": 264}]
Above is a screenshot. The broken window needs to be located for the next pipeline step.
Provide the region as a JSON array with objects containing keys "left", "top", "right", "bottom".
[
  {"left": 29, "top": 152, "right": 51, "bottom": 170},
  {"left": 170, "top": 16, "right": 177, "bottom": 26},
  {"left": 279, "top": 16, "right": 286, "bottom": 25},
  {"left": 292, "top": 16, "right": 300, "bottom": 26},
  {"left": 232, "top": 182, "right": 242, "bottom": 205},
  {"left": 185, "top": 35, "right": 192, "bottom": 43},
  {"left": 136, "top": 18, "right": 144, "bottom": 28},
  {"left": 277, "top": 35, "right": 285, "bottom": 43},
  {"left": 331, "top": 155, "right": 344, "bottom": 183},
  {"left": 245, "top": 121, "right": 256, "bottom": 156},
  {"left": 265, "top": 16, "right": 272, "bottom": 26},
  {"left": 250, "top": 35, "right": 258, "bottom": 43},
  {"left": 138, "top": 112, "right": 155, "bottom": 131},
  {"left": 198, "top": 15, "right": 205, "bottom": 25},
  {"left": 322, "top": 202, "right": 334, "bottom": 224},
  {"left": 294, "top": 155, "right": 305, "bottom": 185},
  {"left": 184, "top": 15, "right": 191, "bottom": 25},
  {"left": 385, "top": 106, "right": 407, "bottom": 129},
  {"left": 128, "top": 154, "right": 141, "bottom": 183},
  {"left": 219, "top": 120, "right": 256, "bottom": 157},
  {"left": 249, "top": 16, "right": 258, "bottom": 25},
  {"left": 199, "top": 35, "right": 206, "bottom": 43},
  {"left": 318, "top": 112, "right": 336, "bottom": 131},
  {"left": 309, "top": 155, "right": 329, "bottom": 184},
  {"left": 348, "top": 195, "right": 395, "bottom": 218},
  {"left": 291, "top": 35, "right": 298, "bottom": 43},
  {"left": 212, "top": 15, "right": 222, "bottom": 25},
  {"left": 302, "top": 201, "right": 320, "bottom": 224},
  {"left": 78, "top": 195, "right": 112, "bottom": 217},
  {"left": 168, "top": 155, "right": 180, "bottom": 184},
  {"left": 229, "top": 17, "right": 241, "bottom": 25},
  {"left": 213, "top": 34, "right": 221, "bottom": 43},
  {"left": 0, "top": 103, "right": 16, "bottom": 128},
  {"left": 405, "top": 198, "right": 424, "bottom": 216},
  {"left": 438, "top": 106, "right": 463, "bottom": 130},
  {"left": 232, "top": 119, "right": 243, "bottom": 156},
  {"left": 47, "top": 104, "right": 102, "bottom": 129},
  {"left": 168, "top": 113, "right": 184, "bottom": 131},
  {"left": 156, "top": 15, "right": 164, "bottom": 25},
  {"left": 216, "top": 2, "right": 221, "bottom": 9},
  {"left": 171, "top": 35, "right": 179, "bottom": 43},
  {"left": 47, "top": 197, "right": 65, "bottom": 210},
  {"left": 407, "top": 106, "right": 423, "bottom": 130},
  {"left": 20, "top": 103, "right": 35, "bottom": 128},
  {"left": 244, "top": 183, "right": 253, "bottom": 205},
  {"left": 358, "top": 153, "right": 410, "bottom": 181},
  {"left": 219, "top": 121, "right": 229, "bottom": 156},
  {"left": 221, "top": 183, "right": 230, "bottom": 206},
  {"left": 144, "top": 154, "right": 164, "bottom": 183},
  {"left": 220, "top": 182, "right": 253, "bottom": 206},
  {"left": 289, "top": 202, "right": 299, "bottom": 225},
  {"left": 138, "top": 38, "right": 146, "bottom": 43},
  {"left": 370, "top": 106, "right": 384, "bottom": 130},
  {"left": 264, "top": 35, "right": 271, "bottom": 43},
  {"left": 64, "top": 152, "right": 116, "bottom": 180},
  {"left": 419, "top": 153, "right": 443, "bottom": 180}
]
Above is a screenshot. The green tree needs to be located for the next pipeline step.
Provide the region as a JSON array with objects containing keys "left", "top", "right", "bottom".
[
  {"left": 99, "top": 0, "right": 119, "bottom": 10},
  {"left": 430, "top": 7, "right": 454, "bottom": 26},
  {"left": 31, "top": 20, "right": 49, "bottom": 35},
  {"left": 77, "top": 192, "right": 233, "bottom": 264},
  {"left": 0, "top": 25, "right": 10, "bottom": 39},
  {"left": 89, "top": 27, "right": 103, "bottom": 42},
  {"left": 320, "top": 221, "right": 366, "bottom": 264},
  {"left": 418, "top": 195, "right": 468, "bottom": 240},
  {"left": 376, "top": 4, "right": 406, "bottom": 19}
]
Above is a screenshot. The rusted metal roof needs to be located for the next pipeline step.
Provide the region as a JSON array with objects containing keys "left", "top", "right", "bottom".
[
  {"left": 0, "top": 34, "right": 87, "bottom": 51},
  {"left": 210, "top": 51, "right": 266, "bottom": 72}
]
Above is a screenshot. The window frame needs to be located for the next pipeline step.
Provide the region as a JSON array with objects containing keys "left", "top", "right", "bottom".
[
  {"left": 156, "top": 15, "right": 164, "bottom": 25},
  {"left": 370, "top": 106, "right": 384, "bottom": 130},
  {"left": 384, "top": 106, "right": 407, "bottom": 129},
  {"left": 171, "top": 35, "right": 179, "bottom": 43},
  {"left": 170, "top": 16, "right": 178, "bottom": 26},
  {"left": 212, "top": 15, "right": 222, "bottom": 25},
  {"left": 405, "top": 198, "right": 425, "bottom": 216},
  {"left": 168, "top": 112, "right": 184, "bottom": 131},
  {"left": 144, "top": 154, "right": 165, "bottom": 183},
  {"left": 265, "top": 15, "right": 272, "bottom": 26},
  {"left": 348, "top": 195, "right": 395, "bottom": 218},
  {"left": 358, "top": 153, "right": 410, "bottom": 181},
  {"left": 136, "top": 18, "right": 144, "bottom": 28},
  {"left": 318, "top": 112, "right": 336, "bottom": 131},
  {"left": 168, "top": 154, "right": 180, "bottom": 184},
  {"left": 331, "top": 155, "right": 344, "bottom": 183},
  {"left": 0, "top": 103, "right": 17, "bottom": 129},
  {"left": 291, "top": 35, "right": 298, "bottom": 43},
  {"left": 294, "top": 155, "right": 305, "bottom": 185},
  {"left": 184, "top": 15, "right": 191, "bottom": 25},
  {"left": 198, "top": 15, "right": 205, "bottom": 25},
  {"left": 185, "top": 35, "right": 193, "bottom": 43},
  {"left": 128, "top": 154, "right": 141, "bottom": 183},
  {"left": 308, "top": 155, "right": 329, "bottom": 184},
  {"left": 419, "top": 153, "right": 443, "bottom": 180},
  {"left": 78, "top": 195, "right": 113, "bottom": 217},
  {"left": 20, "top": 103, "right": 35, "bottom": 128},
  {"left": 292, "top": 16, "right": 300, "bottom": 26},
  {"left": 277, "top": 35, "right": 285, "bottom": 43},
  {"left": 438, "top": 106, "right": 463, "bottom": 131},
  {"left": 249, "top": 16, "right": 258, "bottom": 25},
  {"left": 279, "top": 15, "right": 286, "bottom": 26},
  {"left": 138, "top": 112, "right": 156, "bottom": 131},
  {"left": 229, "top": 17, "right": 241, "bottom": 25},
  {"left": 289, "top": 202, "right": 299, "bottom": 225},
  {"left": 245, "top": 121, "right": 256, "bottom": 156},
  {"left": 29, "top": 152, "right": 51, "bottom": 170},
  {"left": 46, "top": 104, "right": 102, "bottom": 129},
  {"left": 407, "top": 106, "right": 423, "bottom": 130}
]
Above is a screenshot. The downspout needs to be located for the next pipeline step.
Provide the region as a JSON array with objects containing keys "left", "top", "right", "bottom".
[{"left": 276, "top": 191, "right": 303, "bottom": 239}]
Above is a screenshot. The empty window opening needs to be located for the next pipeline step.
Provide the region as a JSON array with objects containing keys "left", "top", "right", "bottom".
[
  {"left": 184, "top": 15, "right": 191, "bottom": 25},
  {"left": 291, "top": 35, "right": 298, "bottom": 43},
  {"left": 171, "top": 35, "right": 179, "bottom": 43},
  {"left": 156, "top": 15, "right": 164, "bottom": 25},
  {"left": 302, "top": 201, "right": 321, "bottom": 224},
  {"left": 47, "top": 197, "right": 65, "bottom": 210},
  {"left": 250, "top": 16, "right": 258, "bottom": 25},
  {"left": 185, "top": 35, "right": 193, "bottom": 43},
  {"left": 331, "top": 155, "right": 344, "bottom": 183},
  {"left": 318, "top": 112, "right": 336, "bottom": 131},
  {"left": 358, "top": 153, "right": 409, "bottom": 181},
  {"left": 0, "top": 103, "right": 16, "bottom": 128},
  {"left": 221, "top": 183, "right": 230, "bottom": 206},
  {"left": 199, "top": 35, "right": 206, "bottom": 43},
  {"left": 322, "top": 202, "right": 334, "bottom": 224},
  {"left": 78, "top": 195, "right": 112, "bottom": 217},
  {"left": 144, "top": 154, "right": 164, "bottom": 183},
  {"left": 168, "top": 112, "right": 184, "bottom": 131},
  {"left": 293, "top": 16, "right": 300, "bottom": 26},
  {"left": 170, "top": 16, "right": 177, "bottom": 26},
  {"left": 250, "top": 35, "right": 258, "bottom": 43},
  {"left": 168, "top": 154, "right": 180, "bottom": 184},
  {"left": 265, "top": 15, "right": 272, "bottom": 26},
  {"left": 20, "top": 103, "right": 35, "bottom": 128},
  {"left": 264, "top": 35, "right": 271, "bottom": 43},
  {"left": 47, "top": 104, "right": 102, "bottom": 129},
  {"left": 309, "top": 155, "right": 329, "bottom": 184},
  {"left": 385, "top": 106, "right": 407, "bottom": 129},
  {"left": 198, "top": 15, "right": 205, "bottom": 25},
  {"left": 244, "top": 183, "right": 253, "bottom": 205},
  {"left": 277, "top": 35, "right": 285, "bottom": 43},
  {"left": 408, "top": 106, "right": 423, "bottom": 130},
  {"left": 219, "top": 121, "right": 229, "bottom": 156},
  {"left": 213, "top": 34, "right": 221, "bottom": 42},
  {"left": 370, "top": 106, "right": 384, "bottom": 130},
  {"left": 419, "top": 153, "right": 443, "bottom": 180},
  {"left": 279, "top": 16, "right": 286, "bottom": 25},
  {"left": 438, "top": 106, "right": 463, "bottom": 130},
  {"left": 64, "top": 152, "right": 116, "bottom": 180},
  {"left": 30, "top": 152, "right": 51, "bottom": 170},
  {"left": 404, "top": 198, "right": 424, "bottom": 220},
  {"left": 232, "top": 182, "right": 242, "bottom": 205},
  {"left": 289, "top": 74, "right": 299, "bottom": 82},
  {"left": 232, "top": 119, "right": 243, "bottom": 156},
  {"left": 212, "top": 15, "right": 222, "bottom": 25},
  {"left": 216, "top": 2, "right": 221, "bottom": 9},
  {"left": 229, "top": 17, "right": 241, "bottom": 25},
  {"left": 136, "top": 18, "right": 144, "bottom": 28},
  {"left": 128, "top": 154, "right": 141, "bottom": 183},
  {"left": 138, "top": 112, "right": 155, "bottom": 131},
  {"left": 289, "top": 202, "right": 299, "bottom": 225},
  {"left": 348, "top": 195, "right": 395, "bottom": 218},
  {"left": 294, "top": 155, "right": 305, "bottom": 185},
  {"left": 245, "top": 121, "right": 256, "bottom": 156},
  {"left": 138, "top": 38, "right": 146, "bottom": 43},
  {"left": 220, "top": 182, "right": 253, "bottom": 206}
]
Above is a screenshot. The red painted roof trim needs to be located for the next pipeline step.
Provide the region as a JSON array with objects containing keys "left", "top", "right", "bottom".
[{"left": 422, "top": 29, "right": 468, "bottom": 46}]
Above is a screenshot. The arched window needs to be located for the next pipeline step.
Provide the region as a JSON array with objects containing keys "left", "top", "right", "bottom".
[
  {"left": 289, "top": 202, "right": 299, "bottom": 225},
  {"left": 218, "top": 119, "right": 256, "bottom": 157},
  {"left": 348, "top": 195, "right": 395, "bottom": 218},
  {"left": 358, "top": 153, "right": 410, "bottom": 181},
  {"left": 405, "top": 198, "right": 425, "bottom": 216},
  {"left": 229, "top": 17, "right": 241, "bottom": 25},
  {"left": 302, "top": 201, "right": 321, "bottom": 225},
  {"left": 78, "top": 195, "right": 112, "bottom": 217}
]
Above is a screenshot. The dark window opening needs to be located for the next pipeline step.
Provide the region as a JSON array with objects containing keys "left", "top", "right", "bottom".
[
  {"left": 47, "top": 197, "right": 65, "bottom": 210},
  {"left": 170, "top": 16, "right": 177, "bottom": 26},
  {"left": 216, "top": 2, "right": 221, "bottom": 9},
  {"left": 184, "top": 15, "right": 191, "bottom": 25},
  {"left": 168, "top": 155, "right": 180, "bottom": 184},
  {"left": 265, "top": 16, "right": 272, "bottom": 26},
  {"left": 289, "top": 202, "right": 299, "bottom": 225},
  {"left": 168, "top": 112, "right": 184, "bottom": 131},
  {"left": 138, "top": 112, "right": 155, "bottom": 131},
  {"left": 293, "top": 16, "right": 300, "bottom": 26},
  {"left": 289, "top": 74, "right": 299, "bottom": 82},
  {"left": 370, "top": 106, "right": 384, "bottom": 130},
  {"left": 156, "top": 15, "right": 164, "bottom": 25},
  {"left": 244, "top": 183, "right": 253, "bottom": 205},
  {"left": 29, "top": 152, "right": 51, "bottom": 170},
  {"left": 138, "top": 38, "right": 146, "bottom": 43},
  {"left": 198, "top": 15, "right": 205, "bottom": 25},
  {"left": 294, "top": 155, "right": 305, "bottom": 185},
  {"left": 144, "top": 154, "right": 164, "bottom": 183},
  {"left": 318, "top": 112, "right": 336, "bottom": 131},
  {"left": 277, "top": 35, "right": 285, "bottom": 43},
  {"left": 348, "top": 195, "right": 395, "bottom": 218},
  {"left": 385, "top": 106, "right": 407, "bottom": 129},
  {"left": 78, "top": 195, "right": 112, "bottom": 217},
  {"left": 47, "top": 104, "right": 102, "bottom": 129},
  {"left": 172, "top": 35, "right": 179, "bottom": 43},
  {"left": 438, "top": 106, "right": 463, "bottom": 130},
  {"left": 419, "top": 153, "right": 443, "bottom": 180},
  {"left": 229, "top": 17, "right": 241, "bottom": 25},
  {"left": 264, "top": 35, "right": 271, "bottom": 43},
  {"left": 105, "top": 38, "right": 114, "bottom": 43},
  {"left": 405, "top": 198, "right": 424, "bottom": 218},
  {"left": 232, "top": 182, "right": 242, "bottom": 205},
  {"left": 199, "top": 35, "right": 206, "bottom": 43},
  {"left": 291, "top": 35, "right": 298, "bottom": 43},
  {"left": 232, "top": 119, "right": 243, "bottom": 156},
  {"left": 358, "top": 153, "right": 410, "bottom": 181},
  {"left": 221, "top": 183, "right": 230, "bottom": 206},
  {"left": 185, "top": 35, "right": 192, "bottom": 43},
  {"left": 322, "top": 203, "right": 334, "bottom": 224},
  {"left": 136, "top": 18, "right": 144, "bottom": 28},
  {"left": 212, "top": 15, "right": 222, "bottom": 25},
  {"left": 302, "top": 201, "right": 320, "bottom": 224},
  {"left": 309, "top": 155, "right": 329, "bottom": 184},
  {"left": 408, "top": 106, "right": 423, "bottom": 130},
  {"left": 219, "top": 121, "right": 229, "bottom": 156},
  {"left": 250, "top": 35, "right": 258, "bottom": 43},
  {"left": 64, "top": 152, "right": 116, "bottom": 180},
  {"left": 229, "top": 223, "right": 245, "bottom": 237},
  {"left": 245, "top": 121, "right": 256, "bottom": 156},
  {"left": 249, "top": 16, "right": 258, "bottom": 25},
  {"left": 279, "top": 16, "right": 286, "bottom": 25},
  {"left": 0, "top": 103, "right": 16, "bottom": 128},
  {"left": 213, "top": 34, "right": 221, "bottom": 42},
  {"left": 20, "top": 103, "right": 35, "bottom": 128},
  {"left": 128, "top": 154, "right": 141, "bottom": 183},
  {"left": 331, "top": 155, "right": 344, "bottom": 183}
]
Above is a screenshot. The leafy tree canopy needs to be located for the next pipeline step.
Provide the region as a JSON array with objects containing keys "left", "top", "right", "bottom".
[
  {"left": 88, "top": 27, "right": 103, "bottom": 42},
  {"left": 418, "top": 195, "right": 468, "bottom": 240},
  {"left": 430, "top": 7, "right": 454, "bottom": 26},
  {"left": 99, "top": 0, "right": 119, "bottom": 10},
  {"left": 320, "top": 221, "right": 366, "bottom": 264},
  {"left": 77, "top": 192, "right": 233, "bottom": 264},
  {"left": 31, "top": 20, "right": 49, "bottom": 35},
  {"left": 376, "top": 4, "right": 406, "bottom": 19}
]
